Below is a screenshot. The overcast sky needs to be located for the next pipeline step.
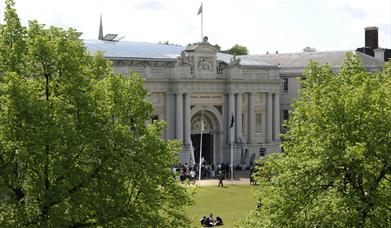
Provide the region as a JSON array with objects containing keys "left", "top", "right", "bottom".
[{"left": 1, "top": 0, "right": 390, "bottom": 54}]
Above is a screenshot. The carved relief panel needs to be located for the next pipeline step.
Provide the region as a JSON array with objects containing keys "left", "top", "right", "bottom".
[{"left": 197, "top": 57, "right": 214, "bottom": 71}]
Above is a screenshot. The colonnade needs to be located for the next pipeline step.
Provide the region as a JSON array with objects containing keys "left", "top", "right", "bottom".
[
  {"left": 227, "top": 92, "right": 280, "bottom": 144},
  {"left": 166, "top": 91, "right": 280, "bottom": 145}
]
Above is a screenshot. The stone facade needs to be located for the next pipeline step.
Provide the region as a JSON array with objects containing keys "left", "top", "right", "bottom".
[
  {"left": 85, "top": 34, "right": 385, "bottom": 166},
  {"left": 108, "top": 40, "right": 282, "bottom": 165}
]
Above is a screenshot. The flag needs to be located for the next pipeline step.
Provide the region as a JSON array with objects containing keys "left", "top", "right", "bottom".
[
  {"left": 230, "top": 113, "right": 235, "bottom": 128},
  {"left": 188, "top": 138, "right": 195, "bottom": 167},
  {"left": 197, "top": 3, "right": 202, "bottom": 15}
]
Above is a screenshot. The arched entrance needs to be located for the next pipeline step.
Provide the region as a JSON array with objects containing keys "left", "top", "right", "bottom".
[{"left": 190, "top": 105, "right": 223, "bottom": 165}]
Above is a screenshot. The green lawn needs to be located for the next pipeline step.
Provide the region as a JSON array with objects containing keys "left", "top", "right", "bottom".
[{"left": 186, "top": 185, "right": 257, "bottom": 228}]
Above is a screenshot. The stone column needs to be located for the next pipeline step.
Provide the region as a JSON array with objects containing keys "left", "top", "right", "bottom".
[
  {"left": 165, "top": 92, "right": 171, "bottom": 139},
  {"left": 184, "top": 93, "right": 191, "bottom": 145},
  {"left": 228, "top": 93, "right": 235, "bottom": 143},
  {"left": 235, "top": 93, "right": 242, "bottom": 142},
  {"left": 274, "top": 93, "right": 281, "bottom": 142},
  {"left": 176, "top": 92, "right": 183, "bottom": 143},
  {"left": 223, "top": 95, "right": 228, "bottom": 144},
  {"left": 266, "top": 92, "right": 273, "bottom": 142},
  {"left": 248, "top": 92, "right": 255, "bottom": 144}
]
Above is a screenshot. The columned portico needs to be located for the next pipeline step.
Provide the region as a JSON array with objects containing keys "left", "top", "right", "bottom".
[
  {"left": 266, "top": 92, "right": 273, "bottom": 142},
  {"left": 106, "top": 38, "right": 282, "bottom": 164},
  {"left": 176, "top": 92, "right": 183, "bottom": 143}
]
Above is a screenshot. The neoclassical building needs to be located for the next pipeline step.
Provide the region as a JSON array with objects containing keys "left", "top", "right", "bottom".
[
  {"left": 85, "top": 27, "right": 386, "bottom": 166},
  {"left": 86, "top": 37, "right": 283, "bottom": 165}
]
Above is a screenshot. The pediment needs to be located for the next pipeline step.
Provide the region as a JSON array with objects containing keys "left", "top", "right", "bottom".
[{"left": 185, "top": 42, "right": 218, "bottom": 55}]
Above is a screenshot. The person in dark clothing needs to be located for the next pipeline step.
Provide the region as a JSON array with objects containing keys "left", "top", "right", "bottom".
[
  {"left": 215, "top": 216, "right": 223, "bottom": 226},
  {"left": 218, "top": 171, "right": 224, "bottom": 187},
  {"left": 200, "top": 216, "right": 206, "bottom": 226},
  {"left": 203, "top": 217, "right": 213, "bottom": 227}
]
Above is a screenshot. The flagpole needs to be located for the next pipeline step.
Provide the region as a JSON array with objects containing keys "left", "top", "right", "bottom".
[
  {"left": 201, "top": 2, "right": 203, "bottom": 40},
  {"left": 230, "top": 121, "right": 233, "bottom": 184},
  {"left": 198, "top": 108, "right": 204, "bottom": 182}
]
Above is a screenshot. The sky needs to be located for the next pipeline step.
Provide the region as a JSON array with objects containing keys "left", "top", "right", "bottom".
[{"left": 0, "top": 0, "right": 390, "bottom": 55}]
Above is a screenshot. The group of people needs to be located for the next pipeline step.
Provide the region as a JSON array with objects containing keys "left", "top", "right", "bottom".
[
  {"left": 172, "top": 161, "right": 232, "bottom": 182},
  {"left": 200, "top": 213, "right": 223, "bottom": 227}
]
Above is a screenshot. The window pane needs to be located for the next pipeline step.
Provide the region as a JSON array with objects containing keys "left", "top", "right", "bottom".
[
  {"left": 283, "top": 78, "right": 288, "bottom": 93},
  {"left": 256, "top": 113, "right": 262, "bottom": 133},
  {"left": 283, "top": 110, "right": 289, "bottom": 120}
]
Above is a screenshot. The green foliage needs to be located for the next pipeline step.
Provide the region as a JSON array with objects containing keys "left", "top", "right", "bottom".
[
  {"left": 212, "top": 44, "right": 221, "bottom": 52},
  {"left": 0, "top": 0, "right": 26, "bottom": 74},
  {"left": 302, "top": 46, "right": 317, "bottom": 52},
  {"left": 241, "top": 54, "right": 391, "bottom": 227},
  {"left": 222, "top": 44, "right": 249, "bottom": 55},
  {"left": 0, "top": 1, "right": 193, "bottom": 227}
]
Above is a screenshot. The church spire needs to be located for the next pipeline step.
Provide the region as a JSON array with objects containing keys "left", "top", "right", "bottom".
[{"left": 98, "top": 13, "right": 103, "bottom": 40}]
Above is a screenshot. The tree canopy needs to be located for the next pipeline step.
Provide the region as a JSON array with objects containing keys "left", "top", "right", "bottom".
[
  {"left": 222, "top": 44, "right": 249, "bottom": 55},
  {"left": 240, "top": 54, "right": 391, "bottom": 227},
  {"left": 0, "top": 0, "right": 193, "bottom": 227},
  {"left": 302, "top": 46, "right": 317, "bottom": 52}
]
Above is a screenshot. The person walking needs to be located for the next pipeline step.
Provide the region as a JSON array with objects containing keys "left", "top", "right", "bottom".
[{"left": 218, "top": 171, "right": 224, "bottom": 187}]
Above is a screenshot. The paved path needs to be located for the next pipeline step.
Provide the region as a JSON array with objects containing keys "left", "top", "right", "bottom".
[{"left": 193, "top": 178, "right": 251, "bottom": 186}]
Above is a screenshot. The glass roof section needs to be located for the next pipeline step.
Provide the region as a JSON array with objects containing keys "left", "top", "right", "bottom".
[
  {"left": 84, "top": 39, "right": 275, "bottom": 67},
  {"left": 84, "top": 39, "right": 185, "bottom": 60}
]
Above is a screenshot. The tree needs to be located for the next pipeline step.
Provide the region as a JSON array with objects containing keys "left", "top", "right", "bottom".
[
  {"left": 222, "top": 44, "right": 249, "bottom": 55},
  {"left": 0, "top": 1, "right": 193, "bottom": 227},
  {"left": 240, "top": 54, "right": 391, "bottom": 227},
  {"left": 302, "top": 46, "right": 317, "bottom": 52},
  {"left": 212, "top": 44, "right": 221, "bottom": 52}
]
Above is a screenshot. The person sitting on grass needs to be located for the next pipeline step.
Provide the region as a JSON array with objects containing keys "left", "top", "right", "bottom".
[
  {"left": 204, "top": 213, "right": 214, "bottom": 227},
  {"left": 200, "top": 213, "right": 213, "bottom": 227},
  {"left": 215, "top": 216, "right": 223, "bottom": 226},
  {"left": 200, "top": 216, "right": 206, "bottom": 226}
]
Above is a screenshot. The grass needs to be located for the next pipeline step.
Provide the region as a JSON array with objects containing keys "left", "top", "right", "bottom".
[{"left": 186, "top": 185, "right": 257, "bottom": 228}]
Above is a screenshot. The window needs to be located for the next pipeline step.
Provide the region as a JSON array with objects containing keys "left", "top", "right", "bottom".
[
  {"left": 255, "top": 113, "right": 262, "bottom": 133},
  {"left": 283, "top": 78, "right": 288, "bottom": 93},
  {"left": 255, "top": 93, "right": 263, "bottom": 103},
  {"left": 283, "top": 110, "right": 289, "bottom": 120}
]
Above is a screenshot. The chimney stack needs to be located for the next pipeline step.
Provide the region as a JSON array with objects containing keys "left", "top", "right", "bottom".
[
  {"left": 374, "top": 48, "right": 385, "bottom": 61},
  {"left": 98, "top": 14, "right": 103, "bottom": 40},
  {"left": 365, "top": 26, "right": 378, "bottom": 49}
]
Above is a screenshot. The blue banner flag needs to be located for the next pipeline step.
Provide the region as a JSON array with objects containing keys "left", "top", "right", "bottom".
[{"left": 230, "top": 113, "right": 235, "bottom": 128}]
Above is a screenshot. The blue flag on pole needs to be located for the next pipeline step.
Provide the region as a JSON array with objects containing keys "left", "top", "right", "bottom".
[
  {"left": 230, "top": 113, "right": 235, "bottom": 128},
  {"left": 197, "top": 3, "right": 203, "bottom": 15}
]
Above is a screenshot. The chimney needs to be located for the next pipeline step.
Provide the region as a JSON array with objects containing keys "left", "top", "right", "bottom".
[
  {"left": 365, "top": 26, "right": 378, "bottom": 49},
  {"left": 374, "top": 48, "right": 385, "bottom": 61},
  {"left": 98, "top": 14, "right": 103, "bottom": 40}
]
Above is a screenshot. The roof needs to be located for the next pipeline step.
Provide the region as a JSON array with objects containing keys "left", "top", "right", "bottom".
[
  {"left": 84, "top": 39, "right": 184, "bottom": 60},
  {"left": 247, "top": 51, "right": 385, "bottom": 69},
  {"left": 84, "top": 39, "right": 275, "bottom": 67},
  {"left": 238, "top": 55, "right": 276, "bottom": 67}
]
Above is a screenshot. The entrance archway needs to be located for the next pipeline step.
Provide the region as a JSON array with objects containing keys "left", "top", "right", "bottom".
[{"left": 190, "top": 105, "right": 223, "bottom": 165}]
